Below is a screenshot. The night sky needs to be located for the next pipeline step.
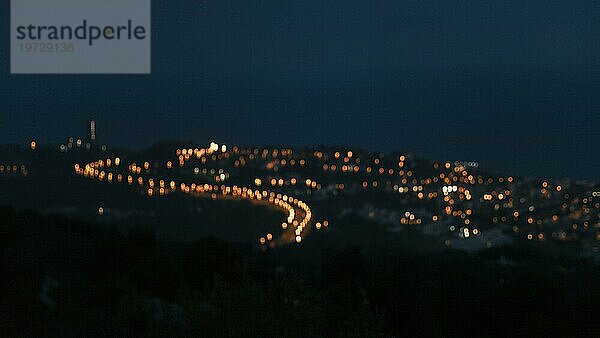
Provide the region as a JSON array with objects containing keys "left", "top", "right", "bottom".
[{"left": 1, "top": 1, "right": 598, "bottom": 180}]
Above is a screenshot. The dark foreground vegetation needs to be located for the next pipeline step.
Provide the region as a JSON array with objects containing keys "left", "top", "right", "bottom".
[{"left": 1, "top": 207, "right": 599, "bottom": 337}]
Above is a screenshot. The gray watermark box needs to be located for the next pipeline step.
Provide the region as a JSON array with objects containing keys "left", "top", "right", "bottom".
[{"left": 11, "top": 0, "right": 151, "bottom": 74}]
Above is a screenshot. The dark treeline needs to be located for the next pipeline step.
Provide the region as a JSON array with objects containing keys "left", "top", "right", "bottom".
[{"left": 1, "top": 207, "right": 599, "bottom": 337}]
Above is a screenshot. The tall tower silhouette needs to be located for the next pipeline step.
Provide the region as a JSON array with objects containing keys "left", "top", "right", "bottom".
[{"left": 87, "top": 120, "right": 96, "bottom": 144}]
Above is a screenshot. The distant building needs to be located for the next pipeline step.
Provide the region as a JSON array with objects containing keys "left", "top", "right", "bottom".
[{"left": 87, "top": 120, "right": 96, "bottom": 144}]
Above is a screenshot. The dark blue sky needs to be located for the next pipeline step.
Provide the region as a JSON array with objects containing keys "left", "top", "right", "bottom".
[{"left": 1, "top": 0, "right": 598, "bottom": 180}]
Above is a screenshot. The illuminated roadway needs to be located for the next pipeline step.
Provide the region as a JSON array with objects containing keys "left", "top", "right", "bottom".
[{"left": 74, "top": 142, "right": 322, "bottom": 247}]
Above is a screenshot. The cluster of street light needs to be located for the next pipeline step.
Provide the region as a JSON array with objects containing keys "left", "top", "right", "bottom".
[
  {"left": 0, "top": 164, "right": 28, "bottom": 176},
  {"left": 75, "top": 142, "right": 328, "bottom": 247},
  {"left": 70, "top": 140, "right": 600, "bottom": 250}
]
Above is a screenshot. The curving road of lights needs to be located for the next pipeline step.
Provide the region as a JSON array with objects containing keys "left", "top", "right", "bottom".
[{"left": 74, "top": 142, "right": 323, "bottom": 247}]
